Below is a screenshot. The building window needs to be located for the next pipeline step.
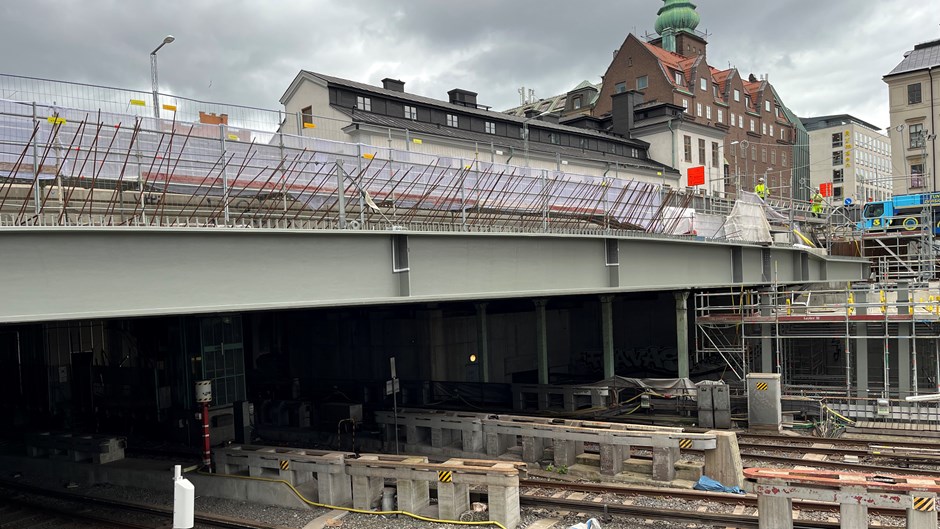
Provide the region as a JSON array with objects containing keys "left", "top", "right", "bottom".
[
  {"left": 572, "top": 96, "right": 582, "bottom": 109},
  {"left": 404, "top": 105, "right": 417, "bottom": 120},
  {"left": 615, "top": 82, "right": 626, "bottom": 94},
  {"left": 761, "top": 148, "right": 766, "bottom": 163},
  {"left": 548, "top": 132, "right": 560, "bottom": 145},
  {"left": 738, "top": 115, "right": 744, "bottom": 128},
  {"left": 750, "top": 119, "right": 755, "bottom": 132},
  {"left": 908, "top": 83, "right": 922, "bottom": 105},
  {"left": 745, "top": 95, "right": 752, "bottom": 108},
  {"left": 734, "top": 89, "right": 740, "bottom": 102},
  {"left": 769, "top": 125, "right": 774, "bottom": 137},
  {"left": 698, "top": 138, "right": 706, "bottom": 164},
  {"left": 833, "top": 169, "right": 844, "bottom": 183},
  {"left": 832, "top": 133, "right": 842, "bottom": 147},
  {"left": 711, "top": 141, "right": 720, "bottom": 168},
  {"left": 446, "top": 114, "right": 458, "bottom": 127},
  {"left": 683, "top": 135, "right": 692, "bottom": 162},
  {"left": 782, "top": 152, "right": 787, "bottom": 167},
  {"left": 682, "top": 99, "right": 689, "bottom": 113},
  {"left": 765, "top": 100, "right": 771, "bottom": 112},
  {"left": 706, "top": 106, "right": 712, "bottom": 120},
  {"left": 713, "top": 85, "right": 718, "bottom": 97},
  {"left": 485, "top": 121, "right": 496, "bottom": 134},
  {"left": 356, "top": 96, "right": 371, "bottom": 112},
  {"left": 730, "top": 112, "right": 735, "bottom": 125},
  {"left": 912, "top": 163, "right": 925, "bottom": 188},
  {"left": 762, "top": 123, "right": 766, "bottom": 135},
  {"left": 700, "top": 78, "right": 707, "bottom": 91},
  {"left": 771, "top": 150, "right": 776, "bottom": 165},
  {"left": 751, "top": 146, "right": 756, "bottom": 161},
  {"left": 833, "top": 151, "right": 843, "bottom": 165},
  {"left": 834, "top": 186, "right": 843, "bottom": 198},
  {"left": 301, "top": 106, "right": 313, "bottom": 126},
  {"left": 717, "top": 109, "right": 723, "bottom": 123},
  {"left": 696, "top": 103, "right": 702, "bottom": 117},
  {"left": 775, "top": 106, "right": 781, "bottom": 117},
  {"left": 911, "top": 123, "right": 925, "bottom": 148},
  {"left": 675, "top": 72, "right": 684, "bottom": 85},
  {"left": 637, "top": 76, "right": 648, "bottom": 90}
]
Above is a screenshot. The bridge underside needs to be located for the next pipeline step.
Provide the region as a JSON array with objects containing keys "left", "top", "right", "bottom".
[{"left": 0, "top": 228, "right": 867, "bottom": 323}]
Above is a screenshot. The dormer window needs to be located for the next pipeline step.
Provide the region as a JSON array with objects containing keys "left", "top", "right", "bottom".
[
  {"left": 675, "top": 71, "right": 684, "bottom": 85},
  {"left": 356, "top": 96, "right": 371, "bottom": 112},
  {"left": 734, "top": 89, "right": 741, "bottom": 102},
  {"left": 700, "top": 78, "right": 707, "bottom": 91},
  {"left": 573, "top": 96, "right": 582, "bottom": 109},
  {"left": 745, "top": 95, "right": 752, "bottom": 108}
]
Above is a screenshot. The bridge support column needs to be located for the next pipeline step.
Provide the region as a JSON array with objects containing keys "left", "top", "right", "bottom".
[
  {"left": 475, "top": 303, "right": 490, "bottom": 383},
  {"left": 898, "top": 322, "right": 912, "bottom": 397},
  {"left": 534, "top": 299, "right": 548, "bottom": 385},
  {"left": 437, "top": 481, "right": 470, "bottom": 521},
  {"left": 600, "top": 295, "right": 615, "bottom": 379},
  {"left": 675, "top": 291, "right": 690, "bottom": 379},
  {"left": 856, "top": 322, "right": 869, "bottom": 398}
]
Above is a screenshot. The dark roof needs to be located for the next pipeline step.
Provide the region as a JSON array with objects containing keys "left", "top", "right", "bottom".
[
  {"left": 799, "top": 114, "right": 882, "bottom": 133},
  {"left": 301, "top": 70, "right": 648, "bottom": 149},
  {"left": 885, "top": 38, "right": 940, "bottom": 77},
  {"left": 335, "top": 107, "right": 675, "bottom": 174}
]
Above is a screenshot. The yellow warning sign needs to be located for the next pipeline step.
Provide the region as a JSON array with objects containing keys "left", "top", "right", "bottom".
[
  {"left": 303, "top": 122, "right": 316, "bottom": 129},
  {"left": 679, "top": 439, "right": 693, "bottom": 449},
  {"left": 129, "top": 99, "right": 146, "bottom": 106},
  {"left": 46, "top": 116, "right": 66, "bottom": 125},
  {"left": 162, "top": 104, "right": 177, "bottom": 112},
  {"left": 756, "top": 382, "right": 769, "bottom": 391},
  {"left": 279, "top": 459, "right": 290, "bottom": 471},
  {"left": 913, "top": 496, "right": 935, "bottom": 512},
  {"left": 438, "top": 470, "right": 452, "bottom": 483}
]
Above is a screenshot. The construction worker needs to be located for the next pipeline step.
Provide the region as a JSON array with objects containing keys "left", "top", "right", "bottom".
[
  {"left": 755, "top": 177, "right": 769, "bottom": 200},
  {"left": 811, "top": 188, "right": 824, "bottom": 218}
]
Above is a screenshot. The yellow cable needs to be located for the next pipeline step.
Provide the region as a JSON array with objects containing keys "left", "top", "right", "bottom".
[
  {"left": 196, "top": 469, "right": 507, "bottom": 529},
  {"left": 821, "top": 405, "right": 856, "bottom": 426}
]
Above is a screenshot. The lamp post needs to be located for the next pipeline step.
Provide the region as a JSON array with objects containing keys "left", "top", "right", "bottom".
[
  {"left": 730, "top": 140, "right": 740, "bottom": 197},
  {"left": 150, "top": 35, "right": 175, "bottom": 120}
]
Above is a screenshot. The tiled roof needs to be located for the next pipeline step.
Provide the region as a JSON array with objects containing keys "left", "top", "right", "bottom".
[{"left": 886, "top": 38, "right": 940, "bottom": 76}]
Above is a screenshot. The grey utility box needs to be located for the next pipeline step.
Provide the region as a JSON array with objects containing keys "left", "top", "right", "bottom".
[
  {"left": 697, "top": 383, "right": 732, "bottom": 429},
  {"left": 746, "top": 373, "right": 782, "bottom": 432}
]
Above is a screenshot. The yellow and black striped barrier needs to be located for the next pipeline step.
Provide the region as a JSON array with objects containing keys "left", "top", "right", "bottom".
[
  {"left": 913, "top": 496, "right": 935, "bottom": 512},
  {"left": 438, "top": 470, "right": 452, "bottom": 483},
  {"left": 279, "top": 459, "right": 290, "bottom": 471},
  {"left": 679, "top": 439, "right": 693, "bottom": 449},
  {"left": 756, "top": 382, "right": 768, "bottom": 391}
]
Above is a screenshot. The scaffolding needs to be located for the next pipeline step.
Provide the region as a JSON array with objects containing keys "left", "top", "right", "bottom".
[
  {"left": 695, "top": 285, "right": 940, "bottom": 399},
  {"left": 860, "top": 208, "right": 938, "bottom": 285},
  {"left": 0, "top": 97, "right": 760, "bottom": 235}
]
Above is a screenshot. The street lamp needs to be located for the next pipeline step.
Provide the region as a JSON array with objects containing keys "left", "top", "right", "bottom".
[{"left": 150, "top": 35, "right": 175, "bottom": 120}]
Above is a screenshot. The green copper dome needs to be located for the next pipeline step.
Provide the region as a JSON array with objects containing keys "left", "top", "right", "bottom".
[{"left": 654, "top": 0, "right": 700, "bottom": 35}]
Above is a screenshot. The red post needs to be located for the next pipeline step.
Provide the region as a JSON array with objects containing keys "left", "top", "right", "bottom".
[{"left": 201, "top": 401, "right": 211, "bottom": 471}]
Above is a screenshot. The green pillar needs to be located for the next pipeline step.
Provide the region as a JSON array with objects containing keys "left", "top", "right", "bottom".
[
  {"left": 675, "top": 291, "right": 690, "bottom": 379},
  {"left": 534, "top": 299, "right": 549, "bottom": 385},
  {"left": 475, "top": 302, "right": 489, "bottom": 383},
  {"left": 600, "top": 295, "right": 615, "bottom": 378}
]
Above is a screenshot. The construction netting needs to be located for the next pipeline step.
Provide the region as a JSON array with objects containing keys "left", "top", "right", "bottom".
[{"left": 723, "top": 191, "right": 775, "bottom": 243}]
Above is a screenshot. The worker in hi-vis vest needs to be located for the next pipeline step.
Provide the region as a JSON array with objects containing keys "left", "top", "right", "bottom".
[
  {"left": 755, "top": 177, "right": 769, "bottom": 200},
  {"left": 811, "top": 188, "right": 824, "bottom": 217}
]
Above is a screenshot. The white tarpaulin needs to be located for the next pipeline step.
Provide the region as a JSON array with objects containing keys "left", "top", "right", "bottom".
[
  {"left": 724, "top": 191, "right": 774, "bottom": 243},
  {"left": 661, "top": 206, "right": 696, "bottom": 235}
]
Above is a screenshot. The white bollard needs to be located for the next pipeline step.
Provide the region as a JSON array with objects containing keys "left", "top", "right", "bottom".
[{"left": 173, "top": 464, "right": 195, "bottom": 529}]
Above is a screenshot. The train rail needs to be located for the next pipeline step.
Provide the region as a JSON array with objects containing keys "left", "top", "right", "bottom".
[{"left": 0, "top": 480, "right": 289, "bottom": 529}]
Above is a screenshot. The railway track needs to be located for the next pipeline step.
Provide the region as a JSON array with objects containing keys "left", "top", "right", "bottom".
[
  {"left": 0, "top": 480, "right": 289, "bottom": 529},
  {"left": 518, "top": 480, "right": 881, "bottom": 528}
]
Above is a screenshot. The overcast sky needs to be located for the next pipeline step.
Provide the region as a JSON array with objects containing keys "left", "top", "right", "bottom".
[{"left": 1, "top": 1, "right": 937, "bottom": 130}]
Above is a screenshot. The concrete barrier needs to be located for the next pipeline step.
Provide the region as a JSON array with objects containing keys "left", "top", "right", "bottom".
[
  {"left": 214, "top": 444, "right": 351, "bottom": 506},
  {"left": 25, "top": 432, "right": 125, "bottom": 464},
  {"left": 347, "top": 454, "right": 523, "bottom": 529},
  {"left": 745, "top": 468, "right": 940, "bottom": 529}
]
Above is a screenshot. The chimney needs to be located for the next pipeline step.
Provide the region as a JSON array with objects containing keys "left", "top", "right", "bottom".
[
  {"left": 447, "top": 88, "right": 478, "bottom": 109},
  {"left": 610, "top": 90, "right": 642, "bottom": 138},
  {"left": 382, "top": 78, "right": 405, "bottom": 92}
]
